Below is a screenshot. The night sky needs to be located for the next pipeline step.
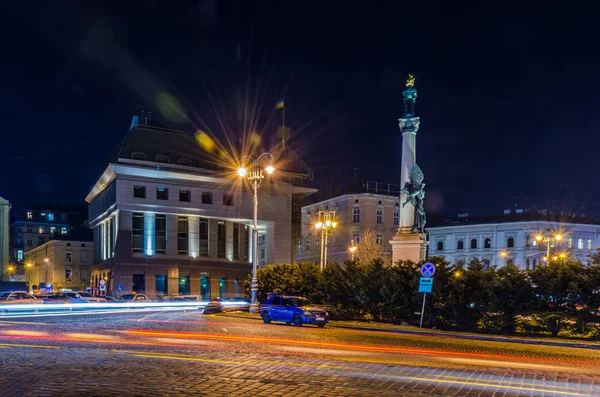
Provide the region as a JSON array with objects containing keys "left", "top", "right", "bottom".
[{"left": 1, "top": 1, "right": 599, "bottom": 217}]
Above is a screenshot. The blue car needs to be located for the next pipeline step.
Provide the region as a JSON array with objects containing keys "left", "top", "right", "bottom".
[{"left": 260, "top": 295, "right": 328, "bottom": 328}]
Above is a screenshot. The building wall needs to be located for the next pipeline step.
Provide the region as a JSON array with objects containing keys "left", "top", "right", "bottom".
[
  {"left": 297, "top": 193, "right": 400, "bottom": 264},
  {"left": 427, "top": 221, "right": 600, "bottom": 269},
  {"left": 0, "top": 197, "right": 9, "bottom": 279},
  {"left": 86, "top": 161, "right": 308, "bottom": 298},
  {"left": 24, "top": 240, "right": 94, "bottom": 292}
]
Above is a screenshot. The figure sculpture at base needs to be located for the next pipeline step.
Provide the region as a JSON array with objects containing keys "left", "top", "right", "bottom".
[{"left": 400, "top": 163, "right": 426, "bottom": 233}]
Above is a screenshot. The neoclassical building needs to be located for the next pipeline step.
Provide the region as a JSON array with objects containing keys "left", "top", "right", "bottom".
[
  {"left": 297, "top": 185, "right": 400, "bottom": 264},
  {"left": 86, "top": 118, "right": 315, "bottom": 298},
  {"left": 427, "top": 214, "right": 600, "bottom": 269}
]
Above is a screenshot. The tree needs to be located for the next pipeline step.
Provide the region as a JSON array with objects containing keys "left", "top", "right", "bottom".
[{"left": 356, "top": 229, "right": 386, "bottom": 265}]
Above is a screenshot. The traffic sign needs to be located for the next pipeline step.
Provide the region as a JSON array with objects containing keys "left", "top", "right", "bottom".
[
  {"left": 100, "top": 279, "right": 106, "bottom": 286},
  {"left": 421, "top": 262, "right": 435, "bottom": 277},
  {"left": 99, "top": 285, "right": 106, "bottom": 291},
  {"left": 118, "top": 284, "right": 124, "bottom": 290},
  {"left": 418, "top": 277, "right": 433, "bottom": 293}
]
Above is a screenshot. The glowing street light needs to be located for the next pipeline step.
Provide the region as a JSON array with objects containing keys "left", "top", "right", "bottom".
[
  {"left": 535, "top": 233, "right": 563, "bottom": 259},
  {"left": 236, "top": 152, "right": 275, "bottom": 313},
  {"left": 349, "top": 244, "right": 357, "bottom": 261},
  {"left": 315, "top": 210, "right": 337, "bottom": 271}
]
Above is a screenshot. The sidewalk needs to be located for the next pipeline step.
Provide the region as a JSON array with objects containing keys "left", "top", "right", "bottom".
[{"left": 219, "top": 312, "right": 600, "bottom": 351}]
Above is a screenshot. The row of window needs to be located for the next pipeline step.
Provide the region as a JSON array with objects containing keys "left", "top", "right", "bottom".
[
  {"left": 301, "top": 231, "right": 385, "bottom": 254},
  {"left": 351, "top": 207, "right": 399, "bottom": 225},
  {"left": 125, "top": 273, "right": 237, "bottom": 298},
  {"left": 437, "top": 237, "right": 594, "bottom": 251},
  {"left": 133, "top": 186, "right": 234, "bottom": 206},
  {"left": 131, "top": 152, "right": 194, "bottom": 167},
  {"left": 131, "top": 213, "right": 248, "bottom": 259},
  {"left": 16, "top": 226, "right": 68, "bottom": 235},
  {"left": 25, "top": 211, "right": 67, "bottom": 222}
]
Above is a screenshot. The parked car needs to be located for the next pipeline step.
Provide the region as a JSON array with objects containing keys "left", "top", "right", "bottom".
[
  {"left": 103, "top": 296, "right": 121, "bottom": 303},
  {"left": 75, "top": 292, "right": 107, "bottom": 303},
  {"left": 43, "top": 292, "right": 89, "bottom": 304},
  {"left": 0, "top": 291, "right": 39, "bottom": 304},
  {"left": 202, "top": 298, "right": 223, "bottom": 314},
  {"left": 120, "top": 293, "right": 151, "bottom": 302},
  {"left": 259, "top": 296, "right": 328, "bottom": 327},
  {"left": 223, "top": 296, "right": 251, "bottom": 311}
]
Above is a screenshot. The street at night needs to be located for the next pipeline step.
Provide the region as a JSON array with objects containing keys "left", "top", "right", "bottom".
[{"left": 1, "top": 310, "right": 599, "bottom": 396}]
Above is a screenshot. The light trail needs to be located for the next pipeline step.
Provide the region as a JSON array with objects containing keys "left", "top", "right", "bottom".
[{"left": 113, "top": 350, "right": 597, "bottom": 397}]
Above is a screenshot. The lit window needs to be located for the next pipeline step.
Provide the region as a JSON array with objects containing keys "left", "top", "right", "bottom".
[
  {"left": 376, "top": 209, "right": 383, "bottom": 224},
  {"left": 393, "top": 211, "right": 399, "bottom": 226},
  {"left": 568, "top": 238, "right": 573, "bottom": 249},
  {"left": 352, "top": 232, "right": 360, "bottom": 245},
  {"left": 17, "top": 250, "right": 23, "bottom": 261},
  {"left": 50, "top": 227, "right": 56, "bottom": 234},
  {"left": 578, "top": 238, "right": 583, "bottom": 249},
  {"left": 532, "top": 240, "right": 537, "bottom": 246},
  {"left": 26, "top": 211, "right": 32, "bottom": 219},
  {"left": 588, "top": 239, "right": 593, "bottom": 250},
  {"left": 376, "top": 232, "right": 383, "bottom": 245},
  {"left": 353, "top": 207, "right": 360, "bottom": 223},
  {"left": 65, "top": 252, "right": 72, "bottom": 262},
  {"left": 65, "top": 268, "right": 72, "bottom": 280},
  {"left": 41, "top": 212, "right": 46, "bottom": 218},
  {"left": 61, "top": 227, "right": 67, "bottom": 234},
  {"left": 47, "top": 213, "right": 54, "bottom": 221},
  {"left": 38, "top": 227, "right": 44, "bottom": 234},
  {"left": 156, "top": 187, "right": 169, "bottom": 200}
]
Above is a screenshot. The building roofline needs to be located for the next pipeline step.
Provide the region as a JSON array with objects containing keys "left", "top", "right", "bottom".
[
  {"left": 426, "top": 220, "right": 600, "bottom": 231},
  {"left": 302, "top": 192, "right": 398, "bottom": 209}
]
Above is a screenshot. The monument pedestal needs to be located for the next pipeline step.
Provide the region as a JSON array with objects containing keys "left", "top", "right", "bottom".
[{"left": 390, "top": 230, "right": 428, "bottom": 263}]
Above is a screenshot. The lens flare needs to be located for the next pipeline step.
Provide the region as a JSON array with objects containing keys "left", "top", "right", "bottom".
[{"left": 195, "top": 131, "right": 215, "bottom": 152}]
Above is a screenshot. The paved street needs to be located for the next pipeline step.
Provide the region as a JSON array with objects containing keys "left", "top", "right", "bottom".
[{"left": 0, "top": 310, "right": 599, "bottom": 396}]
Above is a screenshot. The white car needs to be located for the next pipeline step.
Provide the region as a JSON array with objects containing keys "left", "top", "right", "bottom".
[
  {"left": 0, "top": 291, "right": 39, "bottom": 304},
  {"left": 76, "top": 291, "right": 107, "bottom": 303}
]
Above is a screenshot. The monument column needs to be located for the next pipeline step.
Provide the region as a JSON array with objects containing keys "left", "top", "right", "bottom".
[{"left": 390, "top": 75, "right": 428, "bottom": 263}]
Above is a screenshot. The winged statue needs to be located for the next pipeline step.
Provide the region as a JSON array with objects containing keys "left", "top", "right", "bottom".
[{"left": 400, "top": 163, "right": 426, "bottom": 233}]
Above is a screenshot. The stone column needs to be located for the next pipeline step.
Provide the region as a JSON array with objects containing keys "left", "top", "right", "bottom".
[{"left": 399, "top": 123, "right": 418, "bottom": 233}]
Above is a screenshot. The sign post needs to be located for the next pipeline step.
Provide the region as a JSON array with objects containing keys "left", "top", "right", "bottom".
[{"left": 419, "top": 262, "right": 435, "bottom": 328}]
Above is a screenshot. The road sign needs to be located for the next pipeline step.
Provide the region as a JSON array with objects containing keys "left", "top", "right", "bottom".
[
  {"left": 99, "top": 285, "right": 106, "bottom": 291},
  {"left": 118, "top": 284, "right": 124, "bottom": 290},
  {"left": 100, "top": 279, "right": 106, "bottom": 286},
  {"left": 86, "top": 287, "right": 91, "bottom": 294},
  {"left": 418, "top": 277, "right": 433, "bottom": 293},
  {"left": 421, "top": 262, "right": 435, "bottom": 277}
]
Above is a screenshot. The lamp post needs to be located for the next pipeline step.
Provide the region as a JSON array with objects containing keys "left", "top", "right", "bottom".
[
  {"left": 535, "top": 233, "right": 562, "bottom": 260},
  {"left": 237, "top": 153, "right": 275, "bottom": 313},
  {"left": 315, "top": 210, "right": 337, "bottom": 271},
  {"left": 349, "top": 240, "right": 357, "bottom": 261}
]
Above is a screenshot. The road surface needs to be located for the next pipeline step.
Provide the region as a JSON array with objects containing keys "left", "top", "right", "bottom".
[{"left": 0, "top": 309, "right": 598, "bottom": 396}]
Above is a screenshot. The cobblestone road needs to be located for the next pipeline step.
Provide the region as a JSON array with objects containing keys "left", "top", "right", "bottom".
[{"left": 0, "top": 310, "right": 598, "bottom": 396}]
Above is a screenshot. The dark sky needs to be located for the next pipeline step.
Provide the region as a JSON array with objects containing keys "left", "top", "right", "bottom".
[{"left": 1, "top": 1, "right": 600, "bottom": 217}]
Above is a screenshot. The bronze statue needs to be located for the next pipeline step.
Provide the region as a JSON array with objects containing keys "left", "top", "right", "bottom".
[{"left": 400, "top": 163, "right": 426, "bottom": 233}]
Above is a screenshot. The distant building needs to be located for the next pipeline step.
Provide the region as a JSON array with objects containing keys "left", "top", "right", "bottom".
[
  {"left": 85, "top": 118, "right": 316, "bottom": 298},
  {"left": 0, "top": 196, "right": 9, "bottom": 280},
  {"left": 9, "top": 205, "right": 88, "bottom": 269},
  {"left": 427, "top": 210, "right": 600, "bottom": 269},
  {"left": 297, "top": 182, "right": 400, "bottom": 264},
  {"left": 24, "top": 239, "right": 94, "bottom": 292}
]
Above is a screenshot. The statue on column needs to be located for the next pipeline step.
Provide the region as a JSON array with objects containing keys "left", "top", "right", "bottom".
[
  {"left": 400, "top": 163, "right": 426, "bottom": 233},
  {"left": 403, "top": 74, "right": 417, "bottom": 118}
]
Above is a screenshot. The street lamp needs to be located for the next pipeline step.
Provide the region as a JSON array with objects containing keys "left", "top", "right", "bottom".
[
  {"left": 315, "top": 210, "right": 337, "bottom": 271},
  {"left": 236, "top": 153, "right": 275, "bottom": 313},
  {"left": 349, "top": 240, "right": 357, "bottom": 261},
  {"left": 535, "top": 233, "right": 562, "bottom": 259}
]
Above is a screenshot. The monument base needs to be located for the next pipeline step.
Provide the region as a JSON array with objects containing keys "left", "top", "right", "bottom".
[{"left": 390, "top": 231, "right": 428, "bottom": 263}]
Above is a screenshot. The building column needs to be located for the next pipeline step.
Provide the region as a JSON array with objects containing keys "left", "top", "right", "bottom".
[
  {"left": 208, "top": 219, "right": 219, "bottom": 258},
  {"left": 226, "top": 221, "right": 234, "bottom": 260},
  {"left": 144, "top": 212, "right": 156, "bottom": 256},
  {"left": 189, "top": 216, "right": 199, "bottom": 258}
]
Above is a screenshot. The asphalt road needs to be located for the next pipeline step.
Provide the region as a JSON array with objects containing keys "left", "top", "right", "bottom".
[{"left": 0, "top": 309, "right": 599, "bottom": 396}]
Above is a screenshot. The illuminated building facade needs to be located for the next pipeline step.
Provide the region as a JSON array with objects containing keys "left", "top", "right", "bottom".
[
  {"left": 297, "top": 183, "right": 400, "bottom": 265},
  {"left": 427, "top": 212, "right": 600, "bottom": 269},
  {"left": 0, "top": 196, "right": 9, "bottom": 279},
  {"left": 86, "top": 118, "right": 316, "bottom": 298}
]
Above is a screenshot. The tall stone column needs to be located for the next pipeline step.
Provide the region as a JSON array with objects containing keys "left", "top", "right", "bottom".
[{"left": 390, "top": 74, "right": 429, "bottom": 263}]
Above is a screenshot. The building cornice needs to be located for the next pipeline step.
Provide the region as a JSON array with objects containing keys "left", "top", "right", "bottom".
[{"left": 427, "top": 221, "right": 600, "bottom": 233}]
